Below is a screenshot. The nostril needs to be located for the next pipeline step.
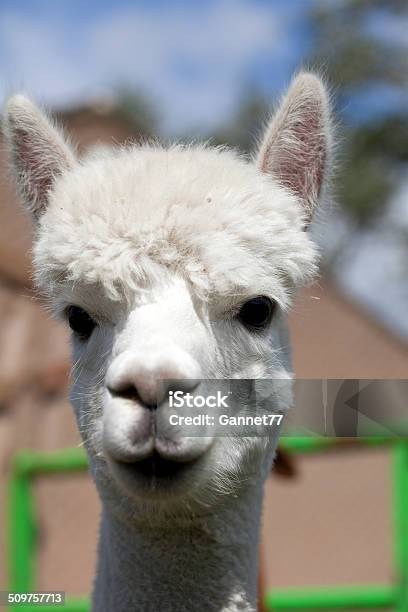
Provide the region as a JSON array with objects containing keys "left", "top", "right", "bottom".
[
  {"left": 107, "top": 383, "right": 158, "bottom": 409},
  {"left": 107, "top": 383, "right": 138, "bottom": 401}
]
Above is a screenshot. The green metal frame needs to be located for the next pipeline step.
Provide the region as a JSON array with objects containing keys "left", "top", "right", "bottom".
[
  {"left": 7, "top": 438, "right": 408, "bottom": 611},
  {"left": 268, "top": 437, "right": 408, "bottom": 611},
  {"left": 8, "top": 449, "right": 89, "bottom": 612}
]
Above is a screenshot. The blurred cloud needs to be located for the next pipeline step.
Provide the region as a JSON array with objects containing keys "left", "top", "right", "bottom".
[
  {"left": 0, "top": 0, "right": 304, "bottom": 134},
  {"left": 367, "top": 9, "right": 408, "bottom": 48}
]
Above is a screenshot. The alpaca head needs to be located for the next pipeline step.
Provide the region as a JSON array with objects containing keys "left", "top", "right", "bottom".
[{"left": 4, "top": 73, "right": 331, "bottom": 522}]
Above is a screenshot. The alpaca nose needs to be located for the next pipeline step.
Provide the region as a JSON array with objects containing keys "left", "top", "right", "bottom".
[{"left": 106, "top": 350, "right": 201, "bottom": 408}]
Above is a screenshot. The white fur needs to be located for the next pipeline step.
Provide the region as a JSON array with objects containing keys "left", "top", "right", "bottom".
[{"left": 3, "top": 72, "right": 331, "bottom": 612}]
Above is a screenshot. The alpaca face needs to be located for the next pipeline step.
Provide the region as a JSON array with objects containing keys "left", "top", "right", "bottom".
[
  {"left": 4, "top": 73, "right": 331, "bottom": 521},
  {"left": 61, "top": 264, "right": 291, "bottom": 515}
]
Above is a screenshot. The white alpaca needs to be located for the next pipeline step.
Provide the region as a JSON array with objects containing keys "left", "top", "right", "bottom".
[{"left": 4, "top": 73, "right": 331, "bottom": 612}]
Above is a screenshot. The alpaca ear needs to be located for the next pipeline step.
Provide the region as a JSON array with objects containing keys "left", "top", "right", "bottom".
[
  {"left": 257, "top": 72, "right": 331, "bottom": 225},
  {"left": 3, "top": 94, "right": 76, "bottom": 221}
]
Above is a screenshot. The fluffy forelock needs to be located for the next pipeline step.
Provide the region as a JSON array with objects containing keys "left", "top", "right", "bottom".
[{"left": 33, "top": 143, "right": 318, "bottom": 308}]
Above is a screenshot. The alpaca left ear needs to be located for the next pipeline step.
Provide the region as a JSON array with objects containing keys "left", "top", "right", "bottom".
[
  {"left": 3, "top": 94, "right": 76, "bottom": 222},
  {"left": 257, "top": 72, "right": 331, "bottom": 226}
]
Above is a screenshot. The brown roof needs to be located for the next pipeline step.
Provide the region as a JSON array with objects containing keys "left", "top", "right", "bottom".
[
  {"left": 290, "top": 283, "right": 408, "bottom": 379},
  {"left": 0, "top": 147, "right": 33, "bottom": 287},
  {"left": 54, "top": 104, "right": 141, "bottom": 151}
]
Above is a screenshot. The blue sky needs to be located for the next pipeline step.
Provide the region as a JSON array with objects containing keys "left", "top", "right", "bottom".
[
  {"left": 0, "top": 0, "right": 313, "bottom": 134},
  {"left": 1, "top": 0, "right": 407, "bottom": 134}
]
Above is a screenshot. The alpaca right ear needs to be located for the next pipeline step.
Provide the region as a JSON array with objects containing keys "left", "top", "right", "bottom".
[
  {"left": 256, "top": 72, "right": 331, "bottom": 226},
  {"left": 3, "top": 95, "right": 75, "bottom": 221}
]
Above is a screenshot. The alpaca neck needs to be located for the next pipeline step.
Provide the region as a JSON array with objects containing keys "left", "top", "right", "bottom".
[{"left": 92, "top": 483, "right": 264, "bottom": 612}]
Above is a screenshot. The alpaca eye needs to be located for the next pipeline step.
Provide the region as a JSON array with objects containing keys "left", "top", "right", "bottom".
[
  {"left": 66, "top": 305, "right": 96, "bottom": 340},
  {"left": 237, "top": 296, "right": 275, "bottom": 331}
]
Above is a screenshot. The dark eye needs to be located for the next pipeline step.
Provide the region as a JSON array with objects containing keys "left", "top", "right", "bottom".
[
  {"left": 66, "top": 305, "right": 97, "bottom": 340},
  {"left": 237, "top": 296, "right": 276, "bottom": 331}
]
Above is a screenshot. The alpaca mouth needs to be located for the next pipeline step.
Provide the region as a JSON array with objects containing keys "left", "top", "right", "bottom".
[
  {"left": 129, "top": 452, "right": 195, "bottom": 479},
  {"left": 113, "top": 451, "right": 199, "bottom": 491}
]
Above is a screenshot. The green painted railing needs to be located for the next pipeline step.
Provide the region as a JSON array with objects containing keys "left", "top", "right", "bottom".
[
  {"left": 8, "top": 449, "right": 89, "bottom": 612},
  {"left": 8, "top": 438, "right": 408, "bottom": 611}
]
